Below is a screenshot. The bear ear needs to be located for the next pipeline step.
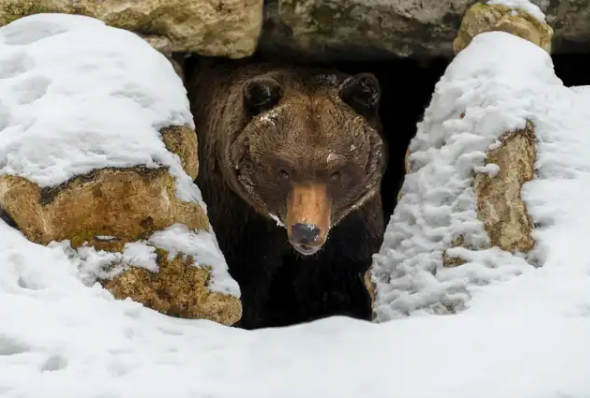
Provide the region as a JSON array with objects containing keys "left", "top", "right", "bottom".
[
  {"left": 338, "top": 73, "right": 381, "bottom": 116},
  {"left": 243, "top": 77, "right": 284, "bottom": 116}
]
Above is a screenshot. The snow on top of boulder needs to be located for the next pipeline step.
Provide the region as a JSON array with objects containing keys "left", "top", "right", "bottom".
[
  {"left": 487, "top": 0, "right": 546, "bottom": 22},
  {"left": 372, "top": 31, "right": 590, "bottom": 322},
  {"left": 0, "top": 13, "right": 200, "bottom": 203},
  {"left": 148, "top": 223, "right": 240, "bottom": 295},
  {"left": 75, "top": 224, "right": 240, "bottom": 297}
]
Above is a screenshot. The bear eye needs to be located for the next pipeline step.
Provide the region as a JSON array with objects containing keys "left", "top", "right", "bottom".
[
  {"left": 279, "top": 169, "right": 290, "bottom": 179},
  {"left": 330, "top": 171, "right": 342, "bottom": 181}
]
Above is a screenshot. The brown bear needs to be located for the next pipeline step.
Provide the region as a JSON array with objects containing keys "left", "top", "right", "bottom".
[{"left": 189, "top": 57, "right": 387, "bottom": 330}]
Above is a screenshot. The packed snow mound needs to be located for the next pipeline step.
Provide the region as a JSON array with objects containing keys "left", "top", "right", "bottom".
[
  {"left": 0, "top": 13, "right": 199, "bottom": 203},
  {"left": 1, "top": 220, "right": 590, "bottom": 397},
  {"left": 372, "top": 31, "right": 590, "bottom": 322}
]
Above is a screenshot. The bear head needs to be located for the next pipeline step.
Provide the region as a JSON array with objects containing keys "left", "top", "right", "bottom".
[{"left": 225, "top": 68, "right": 386, "bottom": 256}]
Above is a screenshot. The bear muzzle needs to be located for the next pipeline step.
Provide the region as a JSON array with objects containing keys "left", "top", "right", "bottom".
[{"left": 286, "top": 184, "right": 331, "bottom": 256}]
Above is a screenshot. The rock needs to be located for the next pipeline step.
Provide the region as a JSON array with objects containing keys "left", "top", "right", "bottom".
[
  {"left": 474, "top": 122, "right": 536, "bottom": 252},
  {"left": 364, "top": 269, "right": 376, "bottom": 312},
  {"left": 535, "top": 0, "right": 590, "bottom": 54},
  {"left": 0, "top": 160, "right": 204, "bottom": 249},
  {"left": 258, "top": 0, "right": 474, "bottom": 61},
  {"left": 258, "top": 0, "right": 590, "bottom": 61},
  {"left": 137, "top": 34, "right": 174, "bottom": 58},
  {"left": 0, "top": 135, "right": 242, "bottom": 326},
  {"left": 442, "top": 123, "right": 537, "bottom": 265},
  {"left": 371, "top": 31, "right": 546, "bottom": 321},
  {"left": 0, "top": 14, "right": 241, "bottom": 325},
  {"left": 103, "top": 248, "right": 242, "bottom": 326},
  {"left": 0, "top": 0, "right": 264, "bottom": 58},
  {"left": 453, "top": 2, "right": 554, "bottom": 54}
]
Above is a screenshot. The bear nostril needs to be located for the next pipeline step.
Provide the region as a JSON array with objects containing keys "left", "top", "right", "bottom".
[{"left": 290, "top": 223, "right": 320, "bottom": 245}]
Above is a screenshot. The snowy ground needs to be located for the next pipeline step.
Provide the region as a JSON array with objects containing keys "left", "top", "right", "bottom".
[{"left": 2, "top": 9, "right": 590, "bottom": 398}]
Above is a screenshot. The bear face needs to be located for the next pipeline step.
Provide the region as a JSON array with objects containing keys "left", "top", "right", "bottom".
[{"left": 224, "top": 70, "right": 386, "bottom": 256}]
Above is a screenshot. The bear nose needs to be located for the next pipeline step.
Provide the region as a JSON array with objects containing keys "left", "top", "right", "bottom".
[{"left": 290, "top": 223, "right": 321, "bottom": 245}]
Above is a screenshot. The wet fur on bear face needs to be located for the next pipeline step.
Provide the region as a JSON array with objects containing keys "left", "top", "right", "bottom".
[{"left": 227, "top": 69, "right": 386, "bottom": 255}]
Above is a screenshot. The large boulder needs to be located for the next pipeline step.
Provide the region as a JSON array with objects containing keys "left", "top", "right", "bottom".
[
  {"left": 258, "top": 0, "right": 474, "bottom": 61},
  {"left": 0, "top": 0, "right": 264, "bottom": 59},
  {"left": 257, "top": 0, "right": 590, "bottom": 60},
  {"left": 540, "top": 0, "right": 590, "bottom": 54},
  {"left": 371, "top": 6, "right": 557, "bottom": 321},
  {"left": 453, "top": 2, "right": 553, "bottom": 54},
  {"left": 0, "top": 14, "right": 241, "bottom": 325}
]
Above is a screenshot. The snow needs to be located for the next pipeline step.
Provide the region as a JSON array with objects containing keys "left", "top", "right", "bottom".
[
  {"left": 487, "top": 0, "right": 546, "bottom": 22},
  {"left": 0, "top": 13, "right": 201, "bottom": 205},
  {"left": 2, "top": 218, "right": 590, "bottom": 398},
  {"left": 372, "top": 30, "right": 590, "bottom": 324},
  {"left": 2, "top": 13, "right": 590, "bottom": 398},
  {"left": 73, "top": 225, "right": 240, "bottom": 296},
  {"left": 269, "top": 213, "right": 285, "bottom": 227}
]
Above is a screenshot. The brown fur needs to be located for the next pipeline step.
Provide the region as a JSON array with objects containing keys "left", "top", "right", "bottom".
[{"left": 189, "top": 57, "right": 386, "bottom": 329}]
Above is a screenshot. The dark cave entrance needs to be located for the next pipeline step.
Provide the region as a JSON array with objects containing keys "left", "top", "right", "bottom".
[{"left": 552, "top": 52, "right": 590, "bottom": 87}]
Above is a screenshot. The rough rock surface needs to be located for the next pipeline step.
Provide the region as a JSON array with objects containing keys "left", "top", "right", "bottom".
[
  {"left": 103, "top": 248, "right": 242, "bottom": 325},
  {"left": 0, "top": 127, "right": 242, "bottom": 326},
  {"left": 534, "top": 0, "right": 590, "bottom": 54},
  {"left": 259, "top": 0, "right": 474, "bottom": 61},
  {"left": 0, "top": 0, "right": 264, "bottom": 58},
  {"left": 474, "top": 122, "right": 536, "bottom": 253},
  {"left": 454, "top": 2, "right": 554, "bottom": 54},
  {"left": 0, "top": 14, "right": 241, "bottom": 325},
  {"left": 442, "top": 123, "right": 537, "bottom": 266},
  {"left": 0, "top": 162, "right": 203, "bottom": 249},
  {"left": 257, "top": 0, "right": 590, "bottom": 60}
]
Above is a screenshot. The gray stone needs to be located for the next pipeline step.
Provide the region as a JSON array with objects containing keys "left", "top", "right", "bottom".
[
  {"left": 257, "top": 0, "right": 590, "bottom": 61},
  {"left": 534, "top": 0, "right": 590, "bottom": 54},
  {"left": 259, "top": 0, "right": 475, "bottom": 61}
]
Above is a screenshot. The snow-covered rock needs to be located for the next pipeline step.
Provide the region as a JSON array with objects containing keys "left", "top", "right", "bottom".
[
  {"left": 453, "top": 1, "right": 553, "bottom": 54},
  {"left": 0, "top": 14, "right": 241, "bottom": 326},
  {"left": 372, "top": 29, "right": 590, "bottom": 323}
]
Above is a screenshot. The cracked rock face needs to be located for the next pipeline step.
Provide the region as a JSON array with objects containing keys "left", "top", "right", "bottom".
[
  {"left": 531, "top": 0, "right": 590, "bottom": 53},
  {"left": 257, "top": 0, "right": 590, "bottom": 61},
  {"left": 0, "top": 0, "right": 264, "bottom": 58},
  {"left": 259, "top": 0, "right": 474, "bottom": 61}
]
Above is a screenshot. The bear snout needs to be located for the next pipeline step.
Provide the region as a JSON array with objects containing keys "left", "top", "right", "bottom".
[
  {"left": 290, "top": 223, "right": 323, "bottom": 255},
  {"left": 291, "top": 223, "right": 320, "bottom": 244},
  {"left": 286, "top": 184, "right": 330, "bottom": 255}
]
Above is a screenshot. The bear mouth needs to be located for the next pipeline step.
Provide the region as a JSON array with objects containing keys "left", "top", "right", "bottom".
[{"left": 293, "top": 243, "right": 321, "bottom": 256}]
